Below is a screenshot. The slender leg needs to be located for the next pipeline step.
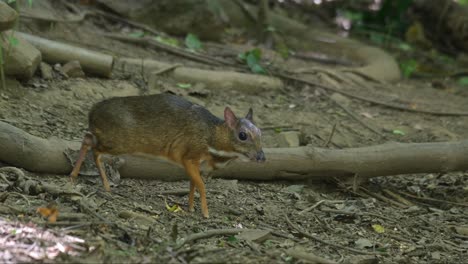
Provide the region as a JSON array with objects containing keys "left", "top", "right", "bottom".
[
  {"left": 188, "top": 180, "right": 195, "bottom": 212},
  {"left": 94, "top": 151, "right": 111, "bottom": 192},
  {"left": 70, "top": 133, "right": 94, "bottom": 182},
  {"left": 183, "top": 160, "right": 208, "bottom": 218}
]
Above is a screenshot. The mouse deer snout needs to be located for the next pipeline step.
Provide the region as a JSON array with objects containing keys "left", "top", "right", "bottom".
[{"left": 256, "top": 150, "right": 266, "bottom": 162}]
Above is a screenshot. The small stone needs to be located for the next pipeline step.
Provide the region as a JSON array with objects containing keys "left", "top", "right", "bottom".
[
  {"left": 61, "top": 60, "right": 85, "bottom": 78},
  {"left": 3, "top": 30, "right": 41, "bottom": 80},
  {"left": 255, "top": 205, "right": 265, "bottom": 215},
  {"left": 277, "top": 131, "right": 300, "bottom": 147},
  {"left": 431, "top": 251, "right": 441, "bottom": 260},
  {"left": 330, "top": 92, "right": 351, "bottom": 105},
  {"left": 39, "top": 62, "right": 53, "bottom": 80}
]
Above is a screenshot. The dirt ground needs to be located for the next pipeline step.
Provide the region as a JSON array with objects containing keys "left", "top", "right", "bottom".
[{"left": 0, "top": 3, "right": 467, "bottom": 264}]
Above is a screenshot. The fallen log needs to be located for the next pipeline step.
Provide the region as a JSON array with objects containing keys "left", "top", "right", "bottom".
[
  {"left": 16, "top": 32, "right": 114, "bottom": 78},
  {"left": 0, "top": 121, "right": 467, "bottom": 182},
  {"left": 117, "top": 58, "right": 284, "bottom": 94}
]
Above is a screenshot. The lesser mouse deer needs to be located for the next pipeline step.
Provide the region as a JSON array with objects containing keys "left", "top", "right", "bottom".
[{"left": 70, "top": 93, "right": 265, "bottom": 218}]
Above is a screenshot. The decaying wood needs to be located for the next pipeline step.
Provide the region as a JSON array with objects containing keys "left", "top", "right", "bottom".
[
  {"left": 1, "top": 121, "right": 468, "bottom": 183},
  {"left": 2, "top": 31, "right": 41, "bottom": 80},
  {"left": 0, "top": 1, "right": 18, "bottom": 31},
  {"left": 16, "top": 32, "right": 114, "bottom": 77},
  {"left": 0, "top": 121, "right": 79, "bottom": 174},
  {"left": 117, "top": 58, "right": 283, "bottom": 94}
]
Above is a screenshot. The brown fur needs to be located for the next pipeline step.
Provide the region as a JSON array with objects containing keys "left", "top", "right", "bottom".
[{"left": 70, "top": 93, "right": 264, "bottom": 218}]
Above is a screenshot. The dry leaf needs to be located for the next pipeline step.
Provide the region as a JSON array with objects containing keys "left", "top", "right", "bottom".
[{"left": 37, "top": 205, "right": 59, "bottom": 223}]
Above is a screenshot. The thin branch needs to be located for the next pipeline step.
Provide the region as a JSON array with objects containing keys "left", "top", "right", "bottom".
[
  {"left": 396, "top": 190, "right": 468, "bottom": 207},
  {"left": 278, "top": 73, "right": 468, "bottom": 116},
  {"left": 319, "top": 208, "right": 398, "bottom": 223},
  {"left": 176, "top": 228, "right": 252, "bottom": 249},
  {"left": 285, "top": 214, "right": 388, "bottom": 255},
  {"left": 323, "top": 122, "right": 337, "bottom": 147}
]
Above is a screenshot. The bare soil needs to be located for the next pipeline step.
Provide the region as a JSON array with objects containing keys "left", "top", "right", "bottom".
[{"left": 0, "top": 5, "right": 467, "bottom": 264}]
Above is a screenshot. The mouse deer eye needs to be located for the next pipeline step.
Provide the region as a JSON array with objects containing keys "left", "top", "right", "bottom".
[{"left": 238, "top": 132, "right": 248, "bottom": 141}]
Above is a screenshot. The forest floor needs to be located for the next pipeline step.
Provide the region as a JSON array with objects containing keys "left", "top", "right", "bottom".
[{"left": 0, "top": 3, "right": 467, "bottom": 264}]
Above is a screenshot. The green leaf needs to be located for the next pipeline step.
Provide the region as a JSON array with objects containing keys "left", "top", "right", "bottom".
[
  {"left": 8, "top": 36, "right": 19, "bottom": 46},
  {"left": 177, "top": 83, "right": 192, "bottom": 89},
  {"left": 369, "top": 33, "right": 385, "bottom": 45},
  {"left": 458, "top": 77, "right": 468, "bottom": 86},
  {"left": 250, "top": 48, "right": 262, "bottom": 60},
  {"left": 154, "top": 36, "right": 179, "bottom": 47},
  {"left": 392, "top": 129, "right": 405, "bottom": 136},
  {"left": 265, "top": 26, "right": 276, "bottom": 32},
  {"left": 128, "top": 31, "right": 144, "bottom": 38},
  {"left": 185, "top": 33, "right": 202, "bottom": 51},
  {"left": 28, "top": 0, "right": 33, "bottom": 7},
  {"left": 342, "top": 10, "right": 363, "bottom": 24},
  {"left": 227, "top": 236, "right": 238, "bottom": 242},
  {"left": 7, "top": 0, "right": 16, "bottom": 3},
  {"left": 399, "top": 59, "right": 418, "bottom": 78},
  {"left": 246, "top": 54, "right": 265, "bottom": 74},
  {"left": 250, "top": 63, "right": 266, "bottom": 74},
  {"left": 398, "top": 43, "right": 412, "bottom": 51},
  {"left": 239, "top": 48, "right": 266, "bottom": 74}
]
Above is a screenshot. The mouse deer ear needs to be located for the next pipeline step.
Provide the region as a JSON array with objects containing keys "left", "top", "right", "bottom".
[
  {"left": 224, "top": 107, "right": 237, "bottom": 129},
  {"left": 245, "top": 108, "right": 253, "bottom": 122}
]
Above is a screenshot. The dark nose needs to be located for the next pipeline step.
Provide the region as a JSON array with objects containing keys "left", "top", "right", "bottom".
[{"left": 256, "top": 150, "right": 266, "bottom": 162}]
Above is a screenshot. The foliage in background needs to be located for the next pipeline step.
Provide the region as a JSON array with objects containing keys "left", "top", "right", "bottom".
[
  {"left": 238, "top": 48, "right": 266, "bottom": 74},
  {"left": 185, "top": 33, "right": 202, "bottom": 51}
]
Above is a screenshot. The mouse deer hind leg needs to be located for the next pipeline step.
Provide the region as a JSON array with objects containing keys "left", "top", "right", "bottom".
[
  {"left": 70, "top": 132, "right": 111, "bottom": 192},
  {"left": 70, "top": 132, "right": 95, "bottom": 182},
  {"left": 93, "top": 151, "right": 111, "bottom": 192}
]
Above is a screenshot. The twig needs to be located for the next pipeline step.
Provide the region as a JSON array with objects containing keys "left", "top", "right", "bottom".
[
  {"left": 286, "top": 248, "right": 338, "bottom": 264},
  {"left": 0, "top": 167, "right": 26, "bottom": 179},
  {"left": 21, "top": 2, "right": 165, "bottom": 37},
  {"left": 0, "top": 173, "right": 12, "bottom": 185},
  {"left": 152, "top": 64, "right": 182, "bottom": 76},
  {"left": 258, "top": 223, "right": 303, "bottom": 242},
  {"left": 9, "top": 191, "right": 31, "bottom": 206},
  {"left": 359, "top": 187, "right": 408, "bottom": 208},
  {"left": 299, "top": 200, "right": 326, "bottom": 214},
  {"left": 19, "top": 11, "right": 87, "bottom": 23},
  {"left": 176, "top": 228, "right": 252, "bottom": 249},
  {"left": 278, "top": 73, "right": 468, "bottom": 116},
  {"left": 91, "top": 10, "right": 167, "bottom": 37},
  {"left": 323, "top": 122, "right": 337, "bottom": 147},
  {"left": 327, "top": 93, "right": 385, "bottom": 138},
  {"left": 261, "top": 125, "right": 297, "bottom": 131},
  {"left": 396, "top": 190, "right": 468, "bottom": 207},
  {"left": 319, "top": 208, "right": 398, "bottom": 223},
  {"left": 43, "top": 221, "right": 109, "bottom": 227},
  {"left": 102, "top": 33, "right": 232, "bottom": 67},
  {"left": 385, "top": 233, "right": 414, "bottom": 244},
  {"left": 285, "top": 214, "right": 388, "bottom": 255},
  {"left": 232, "top": 0, "right": 257, "bottom": 23},
  {"left": 382, "top": 189, "right": 415, "bottom": 207}
]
